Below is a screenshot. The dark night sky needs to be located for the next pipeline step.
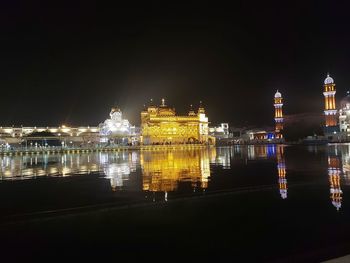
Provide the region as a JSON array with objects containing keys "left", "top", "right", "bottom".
[{"left": 1, "top": 1, "right": 350, "bottom": 127}]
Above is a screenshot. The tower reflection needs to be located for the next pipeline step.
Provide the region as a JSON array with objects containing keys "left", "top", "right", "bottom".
[
  {"left": 276, "top": 145, "right": 287, "bottom": 199},
  {"left": 140, "top": 148, "right": 213, "bottom": 197},
  {"left": 327, "top": 149, "right": 342, "bottom": 211}
]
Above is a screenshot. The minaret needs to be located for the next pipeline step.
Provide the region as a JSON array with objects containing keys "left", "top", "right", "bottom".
[
  {"left": 274, "top": 90, "right": 284, "bottom": 135},
  {"left": 323, "top": 73, "right": 337, "bottom": 128}
]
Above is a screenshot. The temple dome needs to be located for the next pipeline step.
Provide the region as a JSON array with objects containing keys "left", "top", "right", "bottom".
[
  {"left": 324, "top": 74, "right": 334, "bottom": 85},
  {"left": 274, "top": 90, "right": 282, "bottom": 98}
]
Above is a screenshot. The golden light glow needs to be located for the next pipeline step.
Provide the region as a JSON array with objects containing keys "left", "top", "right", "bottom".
[
  {"left": 277, "top": 146, "right": 287, "bottom": 199},
  {"left": 141, "top": 99, "right": 213, "bottom": 145},
  {"left": 328, "top": 156, "right": 342, "bottom": 210},
  {"left": 324, "top": 80, "right": 337, "bottom": 127},
  {"left": 274, "top": 92, "right": 284, "bottom": 136},
  {"left": 140, "top": 148, "right": 213, "bottom": 192}
]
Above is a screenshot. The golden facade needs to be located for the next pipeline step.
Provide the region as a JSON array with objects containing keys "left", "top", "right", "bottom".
[
  {"left": 141, "top": 148, "right": 214, "bottom": 192},
  {"left": 274, "top": 90, "right": 284, "bottom": 137},
  {"left": 323, "top": 74, "right": 337, "bottom": 127},
  {"left": 141, "top": 99, "right": 211, "bottom": 145}
]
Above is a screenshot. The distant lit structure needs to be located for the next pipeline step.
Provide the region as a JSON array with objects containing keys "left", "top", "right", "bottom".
[
  {"left": 328, "top": 155, "right": 342, "bottom": 210},
  {"left": 140, "top": 99, "right": 213, "bottom": 145},
  {"left": 239, "top": 91, "right": 285, "bottom": 144},
  {"left": 209, "top": 123, "right": 230, "bottom": 138},
  {"left": 99, "top": 107, "right": 136, "bottom": 144},
  {"left": 274, "top": 90, "right": 283, "bottom": 137},
  {"left": 323, "top": 73, "right": 338, "bottom": 132},
  {"left": 338, "top": 92, "right": 350, "bottom": 137}
]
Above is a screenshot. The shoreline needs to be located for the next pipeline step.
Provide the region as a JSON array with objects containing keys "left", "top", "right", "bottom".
[{"left": 0, "top": 144, "right": 214, "bottom": 156}]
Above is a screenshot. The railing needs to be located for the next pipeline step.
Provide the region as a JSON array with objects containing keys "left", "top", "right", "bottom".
[{"left": 0, "top": 144, "right": 212, "bottom": 155}]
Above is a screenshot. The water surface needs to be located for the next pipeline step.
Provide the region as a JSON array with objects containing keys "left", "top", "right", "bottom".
[
  {"left": 0, "top": 144, "right": 348, "bottom": 214},
  {"left": 2, "top": 144, "right": 350, "bottom": 261}
]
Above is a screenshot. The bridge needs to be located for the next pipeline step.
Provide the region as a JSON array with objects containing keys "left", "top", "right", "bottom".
[
  {"left": 0, "top": 125, "right": 140, "bottom": 147},
  {"left": 0, "top": 126, "right": 98, "bottom": 146},
  {"left": 0, "top": 126, "right": 100, "bottom": 138}
]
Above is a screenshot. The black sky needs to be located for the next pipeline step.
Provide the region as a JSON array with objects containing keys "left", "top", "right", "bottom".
[{"left": 1, "top": 1, "right": 350, "bottom": 127}]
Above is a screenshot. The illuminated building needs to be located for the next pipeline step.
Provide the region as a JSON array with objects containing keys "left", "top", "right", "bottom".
[
  {"left": 274, "top": 90, "right": 283, "bottom": 137},
  {"left": 241, "top": 91, "right": 285, "bottom": 143},
  {"left": 209, "top": 123, "right": 230, "bottom": 138},
  {"left": 141, "top": 148, "right": 211, "bottom": 194},
  {"left": 276, "top": 145, "right": 287, "bottom": 199},
  {"left": 328, "top": 155, "right": 342, "bottom": 210},
  {"left": 323, "top": 73, "right": 338, "bottom": 132},
  {"left": 99, "top": 107, "right": 136, "bottom": 144},
  {"left": 338, "top": 92, "right": 350, "bottom": 141},
  {"left": 141, "top": 99, "right": 212, "bottom": 145}
]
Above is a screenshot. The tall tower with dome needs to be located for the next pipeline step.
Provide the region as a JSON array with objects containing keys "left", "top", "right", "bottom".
[
  {"left": 274, "top": 90, "right": 284, "bottom": 137},
  {"left": 323, "top": 73, "right": 338, "bottom": 130}
]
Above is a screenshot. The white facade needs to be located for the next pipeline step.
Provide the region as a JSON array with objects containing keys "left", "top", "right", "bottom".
[
  {"left": 339, "top": 93, "right": 350, "bottom": 133},
  {"left": 209, "top": 123, "right": 229, "bottom": 137},
  {"left": 99, "top": 108, "right": 135, "bottom": 138}
]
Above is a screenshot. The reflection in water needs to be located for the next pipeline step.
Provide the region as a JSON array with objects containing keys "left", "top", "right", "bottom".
[
  {"left": 211, "top": 147, "right": 231, "bottom": 168},
  {"left": 0, "top": 154, "right": 100, "bottom": 179},
  {"left": 0, "top": 152, "right": 139, "bottom": 191},
  {"left": 276, "top": 145, "right": 287, "bottom": 199},
  {"left": 248, "top": 145, "right": 268, "bottom": 159},
  {"left": 328, "top": 150, "right": 343, "bottom": 211},
  {"left": 5, "top": 144, "right": 350, "bottom": 209},
  {"left": 101, "top": 152, "right": 138, "bottom": 191},
  {"left": 340, "top": 144, "right": 350, "bottom": 184},
  {"left": 328, "top": 156, "right": 342, "bottom": 210},
  {"left": 141, "top": 149, "right": 212, "bottom": 194}
]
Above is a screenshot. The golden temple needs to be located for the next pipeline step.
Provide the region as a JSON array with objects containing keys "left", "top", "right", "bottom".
[{"left": 140, "top": 99, "right": 214, "bottom": 145}]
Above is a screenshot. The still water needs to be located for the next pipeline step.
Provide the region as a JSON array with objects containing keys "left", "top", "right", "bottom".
[
  {"left": 0, "top": 144, "right": 349, "bottom": 216},
  {"left": 3, "top": 144, "right": 350, "bottom": 261}
]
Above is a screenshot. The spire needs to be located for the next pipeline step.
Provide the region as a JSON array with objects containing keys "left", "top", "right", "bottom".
[
  {"left": 198, "top": 101, "right": 205, "bottom": 114},
  {"left": 188, "top": 104, "right": 195, "bottom": 116},
  {"left": 161, "top": 98, "right": 166, "bottom": 107}
]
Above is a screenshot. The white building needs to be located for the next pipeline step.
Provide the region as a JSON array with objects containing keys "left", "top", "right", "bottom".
[
  {"left": 209, "top": 123, "right": 230, "bottom": 138},
  {"left": 339, "top": 92, "right": 350, "bottom": 133},
  {"left": 99, "top": 108, "right": 137, "bottom": 144}
]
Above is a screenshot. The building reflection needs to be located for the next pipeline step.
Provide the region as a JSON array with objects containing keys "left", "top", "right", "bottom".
[
  {"left": 0, "top": 153, "right": 101, "bottom": 180},
  {"left": 340, "top": 144, "right": 350, "bottom": 184},
  {"left": 276, "top": 145, "right": 287, "bottom": 199},
  {"left": 328, "top": 153, "right": 342, "bottom": 211},
  {"left": 247, "top": 144, "right": 278, "bottom": 160},
  {"left": 140, "top": 149, "right": 213, "bottom": 196},
  {"left": 0, "top": 152, "right": 138, "bottom": 191},
  {"left": 101, "top": 152, "right": 137, "bottom": 191},
  {"left": 210, "top": 147, "right": 231, "bottom": 168},
  {"left": 327, "top": 146, "right": 348, "bottom": 210}
]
